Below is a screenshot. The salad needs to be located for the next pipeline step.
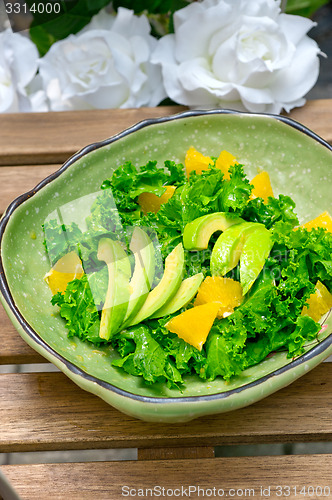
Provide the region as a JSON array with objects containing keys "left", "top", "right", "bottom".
[{"left": 42, "top": 147, "right": 332, "bottom": 389}]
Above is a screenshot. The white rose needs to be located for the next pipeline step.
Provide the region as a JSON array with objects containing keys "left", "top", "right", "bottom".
[
  {"left": 0, "top": 29, "right": 47, "bottom": 113},
  {"left": 152, "top": 0, "right": 322, "bottom": 113},
  {"left": 39, "top": 8, "right": 166, "bottom": 111}
]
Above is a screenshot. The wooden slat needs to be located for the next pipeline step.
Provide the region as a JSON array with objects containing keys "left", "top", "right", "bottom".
[
  {"left": 3, "top": 455, "right": 332, "bottom": 500},
  {"left": 0, "top": 106, "right": 186, "bottom": 166},
  {"left": 0, "top": 305, "right": 45, "bottom": 365},
  {"left": 1, "top": 363, "right": 332, "bottom": 453},
  {"left": 0, "top": 101, "right": 331, "bottom": 168},
  {"left": 0, "top": 165, "right": 59, "bottom": 216},
  {"left": 286, "top": 99, "right": 332, "bottom": 144}
]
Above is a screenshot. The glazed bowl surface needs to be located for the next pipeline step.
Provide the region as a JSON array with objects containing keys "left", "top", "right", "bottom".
[{"left": 1, "top": 109, "right": 332, "bottom": 422}]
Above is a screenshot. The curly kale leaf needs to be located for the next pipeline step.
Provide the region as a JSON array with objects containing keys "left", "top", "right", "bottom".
[
  {"left": 242, "top": 194, "right": 299, "bottom": 229},
  {"left": 164, "top": 160, "right": 186, "bottom": 185},
  {"left": 111, "top": 325, "right": 183, "bottom": 388},
  {"left": 218, "top": 164, "right": 253, "bottom": 213},
  {"left": 51, "top": 274, "right": 102, "bottom": 344},
  {"left": 42, "top": 219, "right": 82, "bottom": 265},
  {"left": 100, "top": 160, "right": 186, "bottom": 222},
  {"left": 272, "top": 222, "right": 332, "bottom": 290},
  {"left": 202, "top": 321, "right": 248, "bottom": 381},
  {"left": 85, "top": 189, "right": 125, "bottom": 238},
  {"left": 111, "top": 321, "right": 206, "bottom": 388}
]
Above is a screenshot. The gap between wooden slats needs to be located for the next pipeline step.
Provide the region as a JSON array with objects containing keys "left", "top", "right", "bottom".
[
  {"left": 1, "top": 364, "right": 332, "bottom": 453},
  {"left": 2, "top": 455, "right": 332, "bottom": 500},
  {"left": 137, "top": 446, "right": 215, "bottom": 460}
]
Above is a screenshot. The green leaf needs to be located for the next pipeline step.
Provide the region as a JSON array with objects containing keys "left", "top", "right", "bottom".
[
  {"left": 113, "top": 0, "right": 189, "bottom": 15},
  {"left": 87, "top": 265, "right": 108, "bottom": 310},
  {"left": 102, "top": 160, "right": 169, "bottom": 213},
  {"left": 86, "top": 189, "right": 125, "bottom": 238},
  {"left": 242, "top": 195, "right": 299, "bottom": 229},
  {"left": 287, "top": 315, "right": 320, "bottom": 358},
  {"left": 163, "top": 333, "right": 206, "bottom": 375},
  {"left": 285, "top": 0, "right": 329, "bottom": 17},
  {"left": 164, "top": 160, "right": 186, "bottom": 186},
  {"left": 29, "top": 25, "right": 57, "bottom": 56},
  {"left": 218, "top": 164, "right": 253, "bottom": 213},
  {"left": 271, "top": 224, "right": 332, "bottom": 290},
  {"left": 51, "top": 274, "right": 102, "bottom": 344},
  {"left": 99, "top": 159, "right": 187, "bottom": 259},
  {"left": 202, "top": 323, "right": 248, "bottom": 381},
  {"left": 112, "top": 325, "right": 183, "bottom": 386},
  {"left": 27, "top": 0, "right": 110, "bottom": 55},
  {"left": 42, "top": 219, "right": 83, "bottom": 265}
]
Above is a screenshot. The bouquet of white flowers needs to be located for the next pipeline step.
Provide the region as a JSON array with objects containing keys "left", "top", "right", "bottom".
[{"left": 1, "top": 0, "right": 327, "bottom": 113}]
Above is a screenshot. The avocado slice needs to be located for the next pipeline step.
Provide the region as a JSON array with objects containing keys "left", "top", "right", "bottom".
[
  {"left": 240, "top": 227, "right": 273, "bottom": 295},
  {"left": 151, "top": 272, "right": 204, "bottom": 318},
  {"left": 122, "top": 227, "right": 156, "bottom": 326},
  {"left": 128, "top": 243, "right": 185, "bottom": 326},
  {"left": 183, "top": 212, "right": 243, "bottom": 250},
  {"left": 97, "top": 238, "right": 131, "bottom": 340},
  {"left": 210, "top": 222, "right": 265, "bottom": 277}
]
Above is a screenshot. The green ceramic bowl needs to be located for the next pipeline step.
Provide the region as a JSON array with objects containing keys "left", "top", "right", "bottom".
[{"left": 1, "top": 110, "right": 332, "bottom": 423}]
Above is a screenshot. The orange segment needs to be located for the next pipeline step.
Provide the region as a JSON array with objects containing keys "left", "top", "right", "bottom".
[
  {"left": 194, "top": 276, "right": 243, "bottom": 319},
  {"left": 185, "top": 146, "right": 213, "bottom": 177},
  {"left": 166, "top": 302, "right": 220, "bottom": 351},
  {"left": 138, "top": 186, "right": 176, "bottom": 214},
  {"left": 250, "top": 171, "right": 274, "bottom": 203},
  {"left": 215, "top": 150, "right": 237, "bottom": 180},
  {"left": 301, "top": 281, "right": 332, "bottom": 323},
  {"left": 301, "top": 211, "right": 332, "bottom": 232},
  {"left": 44, "top": 251, "right": 84, "bottom": 295}
]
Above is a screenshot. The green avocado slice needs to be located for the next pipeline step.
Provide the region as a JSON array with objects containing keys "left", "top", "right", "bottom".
[
  {"left": 151, "top": 272, "right": 204, "bottom": 319},
  {"left": 183, "top": 212, "right": 243, "bottom": 250},
  {"left": 240, "top": 227, "right": 273, "bottom": 295},
  {"left": 128, "top": 243, "right": 185, "bottom": 326},
  {"left": 122, "top": 227, "right": 156, "bottom": 326},
  {"left": 210, "top": 222, "right": 265, "bottom": 277},
  {"left": 97, "top": 238, "right": 131, "bottom": 340}
]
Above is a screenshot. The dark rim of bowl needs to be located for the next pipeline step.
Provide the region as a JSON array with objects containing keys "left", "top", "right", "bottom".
[{"left": 1, "top": 108, "right": 332, "bottom": 404}]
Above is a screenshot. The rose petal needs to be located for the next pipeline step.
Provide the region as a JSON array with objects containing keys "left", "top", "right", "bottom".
[
  {"left": 81, "top": 8, "right": 116, "bottom": 32},
  {"left": 0, "top": 29, "right": 42, "bottom": 113},
  {"left": 38, "top": 8, "right": 166, "bottom": 111},
  {"left": 10, "top": 34, "right": 39, "bottom": 90},
  {"left": 83, "top": 83, "right": 130, "bottom": 109},
  {"left": 270, "top": 37, "right": 320, "bottom": 103},
  {"left": 175, "top": 3, "right": 234, "bottom": 61},
  {"left": 242, "top": 0, "right": 280, "bottom": 19},
  {"left": 154, "top": 0, "right": 321, "bottom": 114},
  {"left": 113, "top": 7, "right": 151, "bottom": 39},
  {"left": 279, "top": 13, "right": 316, "bottom": 46}
]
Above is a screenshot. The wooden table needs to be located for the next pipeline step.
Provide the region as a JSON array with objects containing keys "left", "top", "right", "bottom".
[{"left": 0, "top": 101, "right": 332, "bottom": 500}]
